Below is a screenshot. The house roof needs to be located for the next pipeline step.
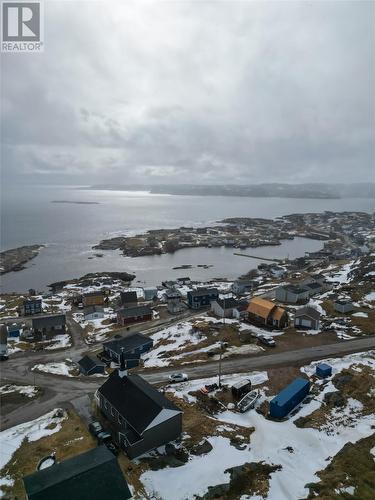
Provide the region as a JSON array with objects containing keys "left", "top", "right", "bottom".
[
  {"left": 23, "top": 298, "right": 42, "bottom": 305},
  {"left": 104, "top": 333, "right": 152, "bottom": 355},
  {"left": 83, "top": 291, "right": 105, "bottom": 297},
  {"left": 247, "top": 297, "right": 275, "bottom": 319},
  {"left": 215, "top": 298, "right": 238, "bottom": 309},
  {"left": 98, "top": 373, "right": 182, "bottom": 435},
  {"left": 304, "top": 282, "right": 322, "bottom": 290},
  {"left": 31, "top": 314, "right": 66, "bottom": 329},
  {"left": 164, "top": 288, "right": 181, "bottom": 299},
  {"left": 120, "top": 291, "right": 138, "bottom": 304},
  {"left": 272, "top": 307, "right": 286, "bottom": 322},
  {"left": 188, "top": 288, "right": 218, "bottom": 298},
  {"left": 78, "top": 355, "right": 105, "bottom": 372},
  {"left": 23, "top": 446, "right": 131, "bottom": 500},
  {"left": 117, "top": 305, "right": 152, "bottom": 319},
  {"left": 295, "top": 306, "right": 321, "bottom": 320},
  {"left": 84, "top": 305, "right": 104, "bottom": 315},
  {"left": 282, "top": 285, "right": 309, "bottom": 295}
]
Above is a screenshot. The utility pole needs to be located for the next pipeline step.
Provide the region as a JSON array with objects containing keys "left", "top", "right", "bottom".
[{"left": 218, "top": 340, "right": 223, "bottom": 388}]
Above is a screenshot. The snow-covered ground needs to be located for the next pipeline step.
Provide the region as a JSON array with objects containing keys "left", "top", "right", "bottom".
[
  {"left": 0, "top": 384, "right": 38, "bottom": 398},
  {"left": 0, "top": 409, "right": 67, "bottom": 494},
  {"left": 141, "top": 351, "right": 375, "bottom": 500},
  {"left": 31, "top": 360, "right": 77, "bottom": 377},
  {"left": 44, "top": 334, "right": 72, "bottom": 350}
]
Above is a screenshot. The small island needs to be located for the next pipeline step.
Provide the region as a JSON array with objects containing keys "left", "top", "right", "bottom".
[
  {"left": 51, "top": 200, "right": 100, "bottom": 205},
  {"left": 0, "top": 245, "right": 44, "bottom": 275}
]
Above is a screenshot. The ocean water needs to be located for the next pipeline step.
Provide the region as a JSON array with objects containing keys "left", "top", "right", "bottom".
[{"left": 1, "top": 185, "right": 374, "bottom": 292}]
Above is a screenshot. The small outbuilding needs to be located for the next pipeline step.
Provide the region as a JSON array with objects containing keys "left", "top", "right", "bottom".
[
  {"left": 334, "top": 300, "right": 354, "bottom": 314},
  {"left": 316, "top": 363, "right": 332, "bottom": 378},
  {"left": 78, "top": 355, "right": 106, "bottom": 376},
  {"left": 84, "top": 305, "right": 105, "bottom": 321},
  {"left": 143, "top": 287, "right": 158, "bottom": 301}
]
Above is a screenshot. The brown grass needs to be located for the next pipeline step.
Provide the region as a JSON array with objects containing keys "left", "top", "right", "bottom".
[{"left": 0, "top": 409, "right": 96, "bottom": 500}]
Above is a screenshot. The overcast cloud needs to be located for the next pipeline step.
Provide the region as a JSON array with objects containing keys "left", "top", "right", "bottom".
[{"left": 1, "top": 0, "right": 374, "bottom": 185}]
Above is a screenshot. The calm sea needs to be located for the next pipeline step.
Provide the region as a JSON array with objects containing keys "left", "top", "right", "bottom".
[{"left": 1, "top": 185, "right": 374, "bottom": 292}]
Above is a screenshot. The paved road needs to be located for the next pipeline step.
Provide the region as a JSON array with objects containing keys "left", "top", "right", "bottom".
[{"left": 1, "top": 334, "right": 374, "bottom": 430}]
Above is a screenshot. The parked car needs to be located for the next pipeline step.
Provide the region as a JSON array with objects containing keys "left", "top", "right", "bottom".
[
  {"left": 258, "top": 335, "right": 276, "bottom": 347},
  {"left": 97, "top": 431, "right": 112, "bottom": 444},
  {"left": 168, "top": 372, "right": 189, "bottom": 383},
  {"left": 88, "top": 421, "right": 103, "bottom": 437}
]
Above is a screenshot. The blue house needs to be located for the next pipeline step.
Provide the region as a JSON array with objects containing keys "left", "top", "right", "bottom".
[
  {"left": 102, "top": 333, "right": 153, "bottom": 365},
  {"left": 23, "top": 298, "right": 42, "bottom": 316},
  {"left": 187, "top": 288, "right": 219, "bottom": 309},
  {"left": 7, "top": 324, "right": 21, "bottom": 338}
]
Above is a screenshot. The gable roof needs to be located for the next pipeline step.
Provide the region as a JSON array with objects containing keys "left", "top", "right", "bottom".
[
  {"left": 31, "top": 314, "right": 66, "bottom": 329},
  {"left": 98, "top": 373, "right": 181, "bottom": 435},
  {"left": 215, "top": 298, "right": 238, "bottom": 309},
  {"left": 103, "top": 333, "right": 152, "bottom": 355},
  {"left": 120, "top": 291, "right": 138, "bottom": 304},
  {"left": 272, "top": 306, "right": 287, "bottom": 322},
  {"left": 295, "top": 306, "right": 321, "bottom": 320},
  {"left": 23, "top": 446, "right": 131, "bottom": 500},
  {"left": 84, "top": 305, "right": 104, "bottom": 315},
  {"left": 188, "top": 288, "right": 218, "bottom": 298},
  {"left": 83, "top": 291, "right": 105, "bottom": 297},
  {"left": 247, "top": 297, "right": 275, "bottom": 319},
  {"left": 117, "top": 305, "right": 152, "bottom": 319},
  {"left": 78, "top": 355, "right": 105, "bottom": 372}
]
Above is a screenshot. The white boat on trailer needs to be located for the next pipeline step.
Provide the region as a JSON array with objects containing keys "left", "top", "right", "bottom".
[{"left": 237, "top": 389, "right": 261, "bottom": 413}]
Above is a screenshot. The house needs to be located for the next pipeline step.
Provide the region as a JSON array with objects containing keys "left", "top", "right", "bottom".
[
  {"left": 120, "top": 291, "right": 138, "bottom": 308},
  {"left": 211, "top": 297, "right": 238, "bottom": 318},
  {"left": 117, "top": 305, "right": 153, "bottom": 326},
  {"left": 334, "top": 300, "right": 354, "bottom": 313},
  {"left": 164, "top": 288, "right": 184, "bottom": 314},
  {"left": 177, "top": 277, "right": 191, "bottom": 285},
  {"left": 84, "top": 305, "right": 105, "bottom": 321},
  {"left": 7, "top": 323, "right": 22, "bottom": 338},
  {"left": 103, "top": 333, "right": 153, "bottom": 365},
  {"left": 294, "top": 306, "right": 321, "bottom": 330},
  {"left": 275, "top": 285, "right": 310, "bottom": 304},
  {"left": 231, "top": 279, "right": 254, "bottom": 295},
  {"left": 187, "top": 288, "right": 219, "bottom": 309},
  {"left": 143, "top": 287, "right": 158, "bottom": 301},
  {"left": 303, "top": 281, "right": 324, "bottom": 297},
  {"left": 270, "top": 266, "right": 287, "bottom": 278},
  {"left": 23, "top": 446, "right": 132, "bottom": 500},
  {"left": 232, "top": 301, "right": 248, "bottom": 320},
  {"left": 96, "top": 355, "right": 182, "bottom": 459},
  {"left": 247, "top": 297, "right": 288, "bottom": 328},
  {"left": 31, "top": 314, "right": 66, "bottom": 338},
  {"left": 82, "top": 291, "right": 105, "bottom": 307},
  {"left": 78, "top": 355, "right": 106, "bottom": 376},
  {"left": 22, "top": 298, "right": 42, "bottom": 316}
]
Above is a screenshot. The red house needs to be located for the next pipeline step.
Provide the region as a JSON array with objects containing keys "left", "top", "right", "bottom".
[{"left": 117, "top": 305, "right": 153, "bottom": 326}]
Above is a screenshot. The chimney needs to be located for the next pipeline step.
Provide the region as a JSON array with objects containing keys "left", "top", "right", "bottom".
[{"left": 118, "top": 347, "right": 127, "bottom": 378}]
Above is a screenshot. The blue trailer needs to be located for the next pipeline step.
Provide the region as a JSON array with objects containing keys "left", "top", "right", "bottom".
[
  {"left": 316, "top": 363, "right": 332, "bottom": 378},
  {"left": 270, "top": 377, "right": 310, "bottom": 419}
]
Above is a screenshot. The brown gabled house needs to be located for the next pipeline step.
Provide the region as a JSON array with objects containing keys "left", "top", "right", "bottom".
[{"left": 247, "top": 297, "right": 288, "bottom": 328}]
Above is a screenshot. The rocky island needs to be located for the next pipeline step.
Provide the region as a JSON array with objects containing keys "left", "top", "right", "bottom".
[
  {"left": 93, "top": 211, "right": 374, "bottom": 260},
  {"left": 0, "top": 245, "right": 44, "bottom": 275}
]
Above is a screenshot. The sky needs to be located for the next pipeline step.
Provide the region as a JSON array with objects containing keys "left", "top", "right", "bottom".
[{"left": 1, "top": 0, "right": 374, "bottom": 186}]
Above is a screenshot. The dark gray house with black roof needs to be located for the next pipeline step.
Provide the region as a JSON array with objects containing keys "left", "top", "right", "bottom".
[
  {"left": 187, "top": 288, "right": 219, "bottom": 309},
  {"left": 96, "top": 354, "right": 182, "bottom": 459},
  {"left": 31, "top": 314, "right": 66, "bottom": 338},
  {"left": 103, "top": 333, "right": 153, "bottom": 365},
  {"left": 23, "top": 446, "right": 131, "bottom": 500},
  {"left": 294, "top": 306, "right": 321, "bottom": 330}
]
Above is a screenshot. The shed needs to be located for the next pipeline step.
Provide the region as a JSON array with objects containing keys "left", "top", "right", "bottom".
[
  {"left": 334, "top": 300, "right": 354, "bottom": 314},
  {"left": 269, "top": 378, "right": 310, "bottom": 419},
  {"left": 143, "top": 287, "right": 158, "bottom": 301},
  {"left": 316, "top": 363, "right": 332, "bottom": 378},
  {"left": 294, "top": 306, "right": 321, "bottom": 330},
  {"left": 84, "top": 305, "right": 105, "bottom": 321},
  {"left": 231, "top": 379, "right": 252, "bottom": 399},
  {"left": 78, "top": 355, "right": 106, "bottom": 376}
]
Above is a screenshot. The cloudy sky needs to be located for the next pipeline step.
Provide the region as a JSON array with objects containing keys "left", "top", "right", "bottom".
[{"left": 1, "top": 0, "right": 374, "bottom": 186}]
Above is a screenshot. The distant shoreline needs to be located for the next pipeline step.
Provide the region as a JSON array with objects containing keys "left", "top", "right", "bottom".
[{"left": 85, "top": 183, "right": 375, "bottom": 199}]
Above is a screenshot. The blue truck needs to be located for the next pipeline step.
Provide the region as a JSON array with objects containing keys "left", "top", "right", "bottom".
[{"left": 269, "top": 377, "right": 310, "bottom": 419}]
